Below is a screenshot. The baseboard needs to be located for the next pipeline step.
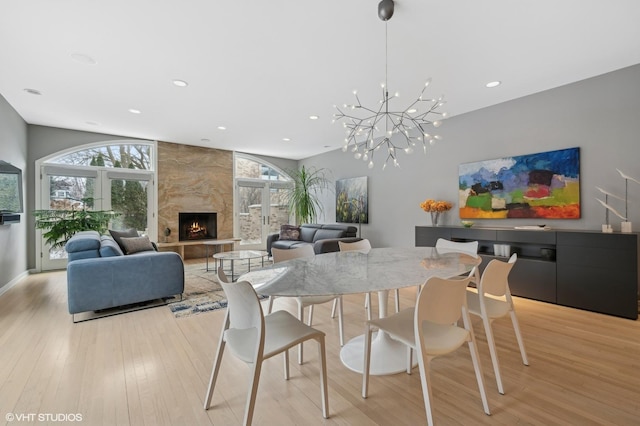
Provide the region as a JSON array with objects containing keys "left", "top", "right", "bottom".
[{"left": 0, "top": 270, "right": 30, "bottom": 298}]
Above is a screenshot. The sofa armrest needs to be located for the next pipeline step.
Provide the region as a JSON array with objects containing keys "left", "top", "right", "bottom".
[
  {"left": 313, "top": 237, "right": 363, "bottom": 254},
  {"left": 266, "top": 233, "right": 280, "bottom": 256},
  {"left": 67, "top": 251, "right": 184, "bottom": 314}
]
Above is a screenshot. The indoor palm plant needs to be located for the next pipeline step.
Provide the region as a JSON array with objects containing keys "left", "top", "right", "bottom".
[{"left": 286, "top": 166, "right": 332, "bottom": 225}]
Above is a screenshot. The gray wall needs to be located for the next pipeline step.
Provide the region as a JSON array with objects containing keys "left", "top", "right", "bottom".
[
  {"left": 0, "top": 94, "right": 28, "bottom": 292},
  {"left": 301, "top": 64, "right": 640, "bottom": 249}
]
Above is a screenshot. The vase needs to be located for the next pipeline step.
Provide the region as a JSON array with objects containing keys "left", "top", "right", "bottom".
[{"left": 430, "top": 211, "right": 441, "bottom": 226}]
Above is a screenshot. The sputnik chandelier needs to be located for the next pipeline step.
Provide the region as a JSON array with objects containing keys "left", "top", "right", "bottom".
[{"left": 333, "top": 0, "right": 447, "bottom": 170}]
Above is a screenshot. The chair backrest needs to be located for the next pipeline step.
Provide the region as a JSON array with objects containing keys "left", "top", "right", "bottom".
[
  {"left": 217, "top": 265, "right": 231, "bottom": 284},
  {"left": 272, "top": 245, "right": 315, "bottom": 263},
  {"left": 416, "top": 271, "right": 475, "bottom": 325},
  {"left": 479, "top": 253, "right": 517, "bottom": 296},
  {"left": 338, "top": 239, "right": 372, "bottom": 253},
  {"left": 435, "top": 238, "right": 479, "bottom": 255},
  {"left": 219, "top": 278, "right": 265, "bottom": 333}
]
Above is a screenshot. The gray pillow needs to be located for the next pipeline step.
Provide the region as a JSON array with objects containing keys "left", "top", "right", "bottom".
[
  {"left": 109, "top": 228, "right": 139, "bottom": 252},
  {"left": 120, "top": 236, "right": 155, "bottom": 254}
]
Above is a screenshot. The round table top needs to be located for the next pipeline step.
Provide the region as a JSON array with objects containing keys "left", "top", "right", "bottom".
[
  {"left": 213, "top": 250, "right": 269, "bottom": 261},
  {"left": 239, "top": 247, "right": 480, "bottom": 297}
]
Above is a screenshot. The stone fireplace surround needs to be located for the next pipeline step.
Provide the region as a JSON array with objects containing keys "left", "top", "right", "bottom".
[{"left": 157, "top": 141, "right": 233, "bottom": 259}]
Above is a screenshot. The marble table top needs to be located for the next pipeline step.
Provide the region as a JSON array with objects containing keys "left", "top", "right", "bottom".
[{"left": 239, "top": 247, "right": 480, "bottom": 297}]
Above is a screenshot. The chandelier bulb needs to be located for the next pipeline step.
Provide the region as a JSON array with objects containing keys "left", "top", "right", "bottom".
[
  {"left": 342, "top": 146, "right": 348, "bottom": 152},
  {"left": 425, "top": 78, "right": 432, "bottom": 87},
  {"left": 382, "top": 163, "right": 387, "bottom": 171},
  {"left": 394, "top": 92, "right": 399, "bottom": 97},
  {"left": 433, "top": 120, "right": 442, "bottom": 128},
  {"left": 429, "top": 139, "right": 436, "bottom": 146},
  {"left": 442, "top": 112, "right": 449, "bottom": 118},
  {"left": 393, "top": 158, "right": 399, "bottom": 167},
  {"left": 368, "top": 161, "right": 374, "bottom": 169},
  {"left": 354, "top": 153, "right": 362, "bottom": 159},
  {"left": 434, "top": 135, "right": 443, "bottom": 140},
  {"left": 351, "top": 146, "right": 358, "bottom": 152},
  {"left": 423, "top": 145, "right": 428, "bottom": 154},
  {"left": 405, "top": 147, "right": 413, "bottom": 154},
  {"left": 353, "top": 90, "right": 358, "bottom": 95}
]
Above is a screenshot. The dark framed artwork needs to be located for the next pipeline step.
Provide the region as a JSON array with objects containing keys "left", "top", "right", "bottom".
[
  {"left": 459, "top": 147, "right": 580, "bottom": 219},
  {"left": 336, "top": 176, "right": 368, "bottom": 224}
]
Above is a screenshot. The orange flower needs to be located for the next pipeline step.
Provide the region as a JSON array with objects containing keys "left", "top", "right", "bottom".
[{"left": 420, "top": 199, "right": 452, "bottom": 212}]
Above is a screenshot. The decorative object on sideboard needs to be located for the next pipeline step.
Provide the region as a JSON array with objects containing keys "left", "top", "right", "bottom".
[
  {"left": 617, "top": 169, "right": 640, "bottom": 233},
  {"left": 459, "top": 147, "right": 580, "bottom": 219},
  {"left": 333, "top": 0, "right": 447, "bottom": 170},
  {"left": 595, "top": 186, "right": 624, "bottom": 233},
  {"left": 420, "top": 199, "right": 452, "bottom": 226}
]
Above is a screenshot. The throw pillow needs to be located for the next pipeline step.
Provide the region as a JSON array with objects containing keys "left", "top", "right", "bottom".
[
  {"left": 109, "top": 228, "right": 139, "bottom": 252},
  {"left": 119, "top": 236, "right": 155, "bottom": 254},
  {"left": 279, "top": 224, "right": 301, "bottom": 241}
]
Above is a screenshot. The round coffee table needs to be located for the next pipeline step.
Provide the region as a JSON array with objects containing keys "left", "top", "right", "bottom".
[{"left": 213, "top": 250, "right": 269, "bottom": 281}]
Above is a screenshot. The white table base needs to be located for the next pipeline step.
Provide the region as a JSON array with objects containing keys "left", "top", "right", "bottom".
[{"left": 340, "top": 289, "right": 418, "bottom": 375}]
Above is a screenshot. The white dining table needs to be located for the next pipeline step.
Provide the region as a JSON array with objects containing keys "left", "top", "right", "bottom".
[{"left": 238, "top": 246, "right": 480, "bottom": 375}]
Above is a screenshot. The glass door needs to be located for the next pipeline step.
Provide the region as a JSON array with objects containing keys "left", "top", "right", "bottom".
[{"left": 236, "top": 180, "right": 291, "bottom": 250}]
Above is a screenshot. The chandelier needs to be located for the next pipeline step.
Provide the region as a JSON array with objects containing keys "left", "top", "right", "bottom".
[{"left": 333, "top": 0, "right": 447, "bottom": 170}]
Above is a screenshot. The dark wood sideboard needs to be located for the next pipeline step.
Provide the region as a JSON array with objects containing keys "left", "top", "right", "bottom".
[{"left": 415, "top": 226, "right": 639, "bottom": 320}]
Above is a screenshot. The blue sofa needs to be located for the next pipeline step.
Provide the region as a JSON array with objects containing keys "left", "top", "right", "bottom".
[{"left": 65, "top": 231, "right": 184, "bottom": 320}]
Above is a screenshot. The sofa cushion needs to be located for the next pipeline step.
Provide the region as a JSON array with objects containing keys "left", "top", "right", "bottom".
[
  {"left": 299, "top": 226, "right": 318, "bottom": 242},
  {"left": 279, "top": 224, "right": 301, "bottom": 241},
  {"left": 313, "top": 229, "right": 345, "bottom": 242},
  {"left": 100, "top": 236, "right": 124, "bottom": 257},
  {"left": 65, "top": 231, "right": 101, "bottom": 253},
  {"left": 109, "top": 228, "right": 139, "bottom": 252},
  {"left": 271, "top": 239, "right": 311, "bottom": 250},
  {"left": 120, "top": 236, "right": 156, "bottom": 254}
]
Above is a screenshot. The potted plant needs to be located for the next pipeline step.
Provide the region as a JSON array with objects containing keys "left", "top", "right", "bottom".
[
  {"left": 286, "top": 166, "right": 332, "bottom": 225},
  {"left": 34, "top": 198, "right": 119, "bottom": 249}
]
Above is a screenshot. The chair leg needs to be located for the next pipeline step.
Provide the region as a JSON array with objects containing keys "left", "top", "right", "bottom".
[
  {"left": 317, "top": 336, "right": 329, "bottom": 419},
  {"left": 394, "top": 288, "right": 400, "bottom": 313},
  {"left": 307, "top": 304, "right": 315, "bottom": 326},
  {"left": 267, "top": 296, "right": 275, "bottom": 314},
  {"left": 416, "top": 351, "right": 435, "bottom": 426},
  {"left": 467, "top": 336, "right": 491, "bottom": 416},
  {"left": 204, "top": 340, "right": 226, "bottom": 410},
  {"left": 243, "top": 359, "right": 263, "bottom": 426},
  {"left": 330, "top": 298, "right": 337, "bottom": 318},
  {"left": 510, "top": 310, "right": 529, "bottom": 365},
  {"left": 283, "top": 349, "right": 290, "bottom": 380},
  {"left": 483, "top": 316, "right": 505, "bottom": 394},
  {"left": 406, "top": 347, "right": 413, "bottom": 374},
  {"left": 337, "top": 297, "right": 345, "bottom": 346},
  {"left": 365, "top": 293, "right": 372, "bottom": 321},
  {"left": 362, "top": 324, "right": 373, "bottom": 398},
  {"left": 298, "top": 304, "right": 305, "bottom": 365}
]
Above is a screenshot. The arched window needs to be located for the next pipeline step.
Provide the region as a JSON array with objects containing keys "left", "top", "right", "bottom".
[
  {"left": 36, "top": 140, "right": 156, "bottom": 271},
  {"left": 234, "top": 154, "right": 292, "bottom": 249}
]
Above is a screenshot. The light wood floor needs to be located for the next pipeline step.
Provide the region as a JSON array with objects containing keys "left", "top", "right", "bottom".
[{"left": 1, "top": 263, "right": 639, "bottom": 425}]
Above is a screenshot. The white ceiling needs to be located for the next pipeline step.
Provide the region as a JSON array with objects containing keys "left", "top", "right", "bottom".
[{"left": 2, "top": 1, "right": 640, "bottom": 160}]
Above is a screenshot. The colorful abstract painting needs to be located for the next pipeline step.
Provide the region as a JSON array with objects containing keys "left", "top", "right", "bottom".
[
  {"left": 336, "top": 177, "right": 368, "bottom": 224},
  {"left": 459, "top": 147, "right": 580, "bottom": 219}
]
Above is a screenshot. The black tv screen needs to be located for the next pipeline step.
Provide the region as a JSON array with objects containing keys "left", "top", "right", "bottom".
[{"left": 0, "top": 161, "right": 24, "bottom": 213}]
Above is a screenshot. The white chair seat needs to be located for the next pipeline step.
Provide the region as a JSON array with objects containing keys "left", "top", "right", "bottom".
[{"left": 466, "top": 289, "right": 510, "bottom": 319}]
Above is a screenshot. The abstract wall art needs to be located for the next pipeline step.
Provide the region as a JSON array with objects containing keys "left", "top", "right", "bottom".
[
  {"left": 336, "top": 176, "right": 368, "bottom": 224},
  {"left": 459, "top": 147, "right": 580, "bottom": 219}
]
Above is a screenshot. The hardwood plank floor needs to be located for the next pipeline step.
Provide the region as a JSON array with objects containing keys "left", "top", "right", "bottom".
[{"left": 0, "top": 264, "right": 639, "bottom": 425}]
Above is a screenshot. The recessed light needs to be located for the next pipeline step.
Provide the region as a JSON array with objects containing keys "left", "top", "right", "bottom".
[
  {"left": 71, "top": 53, "right": 96, "bottom": 65},
  {"left": 309, "top": 115, "right": 319, "bottom": 120},
  {"left": 282, "top": 138, "right": 291, "bottom": 142},
  {"left": 128, "top": 108, "right": 141, "bottom": 114},
  {"left": 85, "top": 121, "right": 99, "bottom": 126},
  {"left": 407, "top": 109, "right": 417, "bottom": 113},
  {"left": 486, "top": 81, "right": 501, "bottom": 88},
  {"left": 201, "top": 138, "right": 211, "bottom": 143},
  {"left": 323, "top": 145, "right": 331, "bottom": 148},
  {"left": 173, "top": 79, "right": 188, "bottom": 87},
  {"left": 217, "top": 126, "right": 226, "bottom": 130},
  {"left": 24, "top": 88, "right": 42, "bottom": 95}
]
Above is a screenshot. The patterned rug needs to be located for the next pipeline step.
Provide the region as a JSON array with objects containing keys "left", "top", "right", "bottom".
[{"left": 167, "top": 259, "right": 270, "bottom": 318}]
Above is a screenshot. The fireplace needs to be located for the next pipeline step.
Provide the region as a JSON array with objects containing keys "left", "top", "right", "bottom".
[{"left": 179, "top": 212, "right": 217, "bottom": 241}]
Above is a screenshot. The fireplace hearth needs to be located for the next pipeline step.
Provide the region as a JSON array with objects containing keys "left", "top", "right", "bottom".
[{"left": 178, "top": 212, "right": 217, "bottom": 241}]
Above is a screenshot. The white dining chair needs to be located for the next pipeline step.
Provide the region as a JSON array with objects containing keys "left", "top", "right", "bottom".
[
  {"left": 337, "top": 239, "right": 400, "bottom": 319},
  {"left": 466, "top": 253, "right": 528, "bottom": 394},
  {"left": 362, "top": 270, "right": 490, "bottom": 425},
  {"left": 204, "top": 267, "right": 329, "bottom": 425},
  {"left": 270, "top": 246, "right": 344, "bottom": 364}
]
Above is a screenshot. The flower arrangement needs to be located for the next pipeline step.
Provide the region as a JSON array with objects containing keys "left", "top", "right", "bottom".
[{"left": 420, "top": 199, "right": 452, "bottom": 213}]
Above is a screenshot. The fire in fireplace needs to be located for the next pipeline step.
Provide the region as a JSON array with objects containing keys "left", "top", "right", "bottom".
[{"left": 178, "top": 212, "right": 217, "bottom": 241}]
